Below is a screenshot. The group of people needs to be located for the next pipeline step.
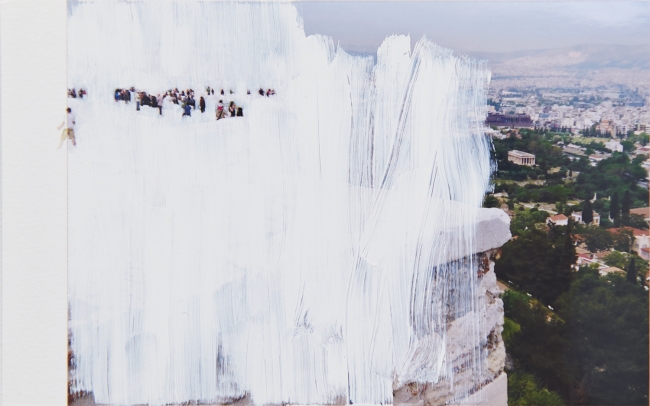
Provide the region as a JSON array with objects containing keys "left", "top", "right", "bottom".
[
  {"left": 57, "top": 85, "right": 278, "bottom": 148},
  {"left": 205, "top": 86, "right": 276, "bottom": 98},
  {"left": 68, "top": 88, "right": 87, "bottom": 99},
  {"left": 258, "top": 88, "right": 276, "bottom": 97},
  {"left": 113, "top": 85, "right": 277, "bottom": 119},
  {"left": 215, "top": 100, "right": 242, "bottom": 120},
  {"left": 114, "top": 88, "right": 135, "bottom": 103}
]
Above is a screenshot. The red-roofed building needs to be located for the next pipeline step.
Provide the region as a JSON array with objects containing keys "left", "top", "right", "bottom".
[
  {"left": 575, "top": 253, "right": 609, "bottom": 272},
  {"left": 635, "top": 146, "right": 650, "bottom": 156},
  {"left": 547, "top": 213, "right": 568, "bottom": 226}
]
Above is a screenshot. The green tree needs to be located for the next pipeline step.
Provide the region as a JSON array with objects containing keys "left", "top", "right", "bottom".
[
  {"left": 508, "top": 372, "right": 565, "bottom": 406},
  {"left": 604, "top": 251, "right": 627, "bottom": 269},
  {"left": 613, "top": 228, "right": 634, "bottom": 253},
  {"left": 622, "top": 190, "right": 631, "bottom": 225},
  {"left": 510, "top": 209, "right": 549, "bottom": 236},
  {"left": 555, "top": 268, "right": 649, "bottom": 405},
  {"left": 496, "top": 227, "right": 573, "bottom": 305},
  {"left": 483, "top": 194, "right": 499, "bottom": 208},
  {"left": 628, "top": 214, "right": 648, "bottom": 229},
  {"left": 621, "top": 140, "right": 635, "bottom": 151},
  {"left": 626, "top": 256, "right": 637, "bottom": 284},
  {"left": 502, "top": 290, "right": 570, "bottom": 399},
  {"left": 582, "top": 200, "right": 593, "bottom": 224},
  {"left": 580, "top": 224, "right": 614, "bottom": 252},
  {"left": 554, "top": 221, "right": 578, "bottom": 276},
  {"left": 502, "top": 317, "right": 521, "bottom": 343},
  {"left": 606, "top": 253, "right": 649, "bottom": 277}
]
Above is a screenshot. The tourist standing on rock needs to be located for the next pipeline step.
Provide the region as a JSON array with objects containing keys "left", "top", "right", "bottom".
[
  {"left": 216, "top": 100, "right": 225, "bottom": 120},
  {"left": 182, "top": 103, "right": 192, "bottom": 117},
  {"left": 199, "top": 96, "right": 206, "bottom": 113},
  {"left": 228, "top": 101, "right": 236, "bottom": 117},
  {"left": 142, "top": 93, "right": 151, "bottom": 107},
  {"left": 57, "top": 107, "right": 76, "bottom": 148},
  {"left": 157, "top": 94, "right": 163, "bottom": 115}
]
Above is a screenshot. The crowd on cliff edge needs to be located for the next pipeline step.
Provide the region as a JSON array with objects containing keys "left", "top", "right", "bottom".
[
  {"left": 109, "top": 86, "right": 277, "bottom": 119},
  {"left": 61, "top": 86, "right": 277, "bottom": 147}
]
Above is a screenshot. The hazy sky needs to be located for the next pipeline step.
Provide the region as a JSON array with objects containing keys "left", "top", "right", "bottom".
[{"left": 297, "top": 1, "right": 650, "bottom": 54}]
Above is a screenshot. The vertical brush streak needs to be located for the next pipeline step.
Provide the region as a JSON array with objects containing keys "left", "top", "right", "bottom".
[{"left": 67, "top": 2, "right": 493, "bottom": 405}]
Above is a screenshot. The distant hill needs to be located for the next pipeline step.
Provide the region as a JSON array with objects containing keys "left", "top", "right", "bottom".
[
  {"left": 343, "top": 44, "right": 649, "bottom": 78},
  {"left": 469, "top": 44, "right": 649, "bottom": 77}
]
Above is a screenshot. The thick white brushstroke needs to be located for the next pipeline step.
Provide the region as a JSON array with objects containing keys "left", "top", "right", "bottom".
[{"left": 67, "top": 2, "right": 493, "bottom": 405}]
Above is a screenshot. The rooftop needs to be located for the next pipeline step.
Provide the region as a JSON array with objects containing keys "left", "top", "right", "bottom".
[
  {"left": 607, "top": 227, "right": 649, "bottom": 237},
  {"left": 508, "top": 149, "right": 535, "bottom": 158},
  {"left": 630, "top": 207, "right": 649, "bottom": 217}
]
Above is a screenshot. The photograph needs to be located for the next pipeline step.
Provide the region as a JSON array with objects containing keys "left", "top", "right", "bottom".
[{"left": 3, "top": 1, "right": 648, "bottom": 405}]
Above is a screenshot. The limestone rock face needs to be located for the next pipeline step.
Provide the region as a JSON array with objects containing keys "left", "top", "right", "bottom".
[
  {"left": 393, "top": 207, "right": 511, "bottom": 406},
  {"left": 393, "top": 254, "right": 507, "bottom": 406}
]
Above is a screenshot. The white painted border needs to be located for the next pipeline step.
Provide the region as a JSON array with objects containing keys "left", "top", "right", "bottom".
[{"left": 1, "top": 0, "right": 68, "bottom": 404}]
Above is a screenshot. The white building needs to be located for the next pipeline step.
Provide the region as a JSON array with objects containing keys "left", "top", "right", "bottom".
[
  {"left": 589, "top": 153, "right": 611, "bottom": 166},
  {"left": 571, "top": 211, "right": 600, "bottom": 226},
  {"left": 605, "top": 139, "right": 623, "bottom": 152},
  {"left": 632, "top": 229, "right": 649, "bottom": 259},
  {"left": 508, "top": 150, "right": 535, "bottom": 166}
]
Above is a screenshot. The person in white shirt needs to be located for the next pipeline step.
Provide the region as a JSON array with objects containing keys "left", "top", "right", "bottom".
[{"left": 57, "top": 107, "right": 76, "bottom": 148}]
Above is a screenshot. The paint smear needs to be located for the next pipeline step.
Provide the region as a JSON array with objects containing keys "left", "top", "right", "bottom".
[{"left": 68, "top": 2, "right": 493, "bottom": 405}]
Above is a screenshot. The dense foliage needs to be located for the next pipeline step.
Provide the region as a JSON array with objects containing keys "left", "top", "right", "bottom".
[
  {"left": 501, "top": 265, "right": 649, "bottom": 405},
  {"left": 496, "top": 224, "right": 575, "bottom": 305},
  {"left": 502, "top": 290, "right": 571, "bottom": 398},
  {"left": 604, "top": 251, "right": 649, "bottom": 275},
  {"left": 555, "top": 268, "right": 649, "bottom": 405},
  {"left": 508, "top": 372, "right": 565, "bottom": 406}
]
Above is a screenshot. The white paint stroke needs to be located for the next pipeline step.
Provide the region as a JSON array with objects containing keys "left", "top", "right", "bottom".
[{"left": 67, "top": 2, "right": 493, "bottom": 405}]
